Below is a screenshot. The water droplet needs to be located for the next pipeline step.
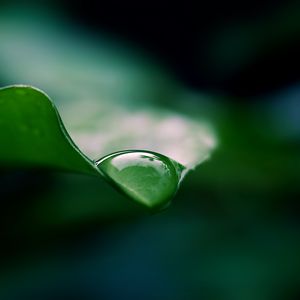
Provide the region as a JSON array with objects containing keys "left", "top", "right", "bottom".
[{"left": 95, "top": 150, "right": 184, "bottom": 210}]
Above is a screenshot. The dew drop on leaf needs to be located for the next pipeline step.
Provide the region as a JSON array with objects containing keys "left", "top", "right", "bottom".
[{"left": 95, "top": 150, "right": 184, "bottom": 210}]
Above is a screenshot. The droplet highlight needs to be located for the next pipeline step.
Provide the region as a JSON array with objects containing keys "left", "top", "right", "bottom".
[{"left": 95, "top": 150, "right": 184, "bottom": 210}]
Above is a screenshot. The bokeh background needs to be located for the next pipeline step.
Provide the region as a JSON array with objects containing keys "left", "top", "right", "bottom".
[{"left": 0, "top": 0, "right": 299, "bottom": 299}]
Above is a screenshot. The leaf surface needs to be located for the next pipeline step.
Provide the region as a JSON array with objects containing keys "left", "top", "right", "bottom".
[{"left": 0, "top": 9, "right": 216, "bottom": 210}]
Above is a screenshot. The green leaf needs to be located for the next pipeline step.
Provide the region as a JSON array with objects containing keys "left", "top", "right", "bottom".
[
  {"left": 0, "top": 8, "right": 216, "bottom": 212},
  {"left": 0, "top": 85, "right": 96, "bottom": 175},
  {"left": 0, "top": 85, "right": 215, "bottom": 210}
]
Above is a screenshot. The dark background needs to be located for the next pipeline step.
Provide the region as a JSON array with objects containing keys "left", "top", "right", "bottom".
[
  {"left": 64, "top": 0, "right": 300, "bottom": 97},
  {"left": 2, "top": 0, "right": 299, "bottom": 97}
]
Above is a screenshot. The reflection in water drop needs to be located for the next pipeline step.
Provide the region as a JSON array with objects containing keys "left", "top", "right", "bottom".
[{"left": 95, "top": 150, "right": 184, "bottom": 210}]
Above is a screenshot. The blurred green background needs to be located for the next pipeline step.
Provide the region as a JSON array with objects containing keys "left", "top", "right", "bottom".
[{"left": 0, "top": 0, "right": 299, "bottom": 299}]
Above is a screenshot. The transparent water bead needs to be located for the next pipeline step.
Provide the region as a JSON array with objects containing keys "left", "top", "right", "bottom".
[{"left": 95, "top": 150, "right": 184, "bottom": 210}]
